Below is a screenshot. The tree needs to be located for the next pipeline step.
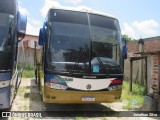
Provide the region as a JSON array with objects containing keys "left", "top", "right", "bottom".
[{"left": 122, "top": 34, "right": 135, "bottom": 41}]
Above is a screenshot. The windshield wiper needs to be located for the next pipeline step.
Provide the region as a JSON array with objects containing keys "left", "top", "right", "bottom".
[
  {"left": 69, "top": 48, "right": 87, "bottom": 76},
  {"left": 69, "top": 48, "right": 110, "bottom": 77},
  {"left": 92, "top": 49, "right": 110, "bottom": 77}
]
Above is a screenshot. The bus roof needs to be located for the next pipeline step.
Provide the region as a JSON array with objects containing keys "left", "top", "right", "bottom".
[{"left": 48, "top": 7, "right": 117, "bottom": 20}]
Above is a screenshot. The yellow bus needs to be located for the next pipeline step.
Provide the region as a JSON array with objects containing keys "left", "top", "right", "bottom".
[{"left": 35, "top": 8, "right": 126, "bottom": 104}]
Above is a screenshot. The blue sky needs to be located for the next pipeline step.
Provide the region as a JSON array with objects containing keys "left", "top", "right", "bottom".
[{"left": 18, "top": 0, "right": 160, "bottom": 39}]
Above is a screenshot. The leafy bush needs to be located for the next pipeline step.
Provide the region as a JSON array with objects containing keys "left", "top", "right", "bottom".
[
  {"left": 25, "top": 64, "right": 33, "bottom": 70},
  {"left": 121, "top": 81, "right": 145, "bottom": 110},
  {"left": 17, "top": 63, "right": 23, "bottom": 69},
  {"left": 22, "top": 70, "right": 34, "bottom": 78}
]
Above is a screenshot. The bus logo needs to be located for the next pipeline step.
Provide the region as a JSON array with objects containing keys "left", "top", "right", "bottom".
[{"left": 86, "top": 84, "right": 92, "bottom": 90}]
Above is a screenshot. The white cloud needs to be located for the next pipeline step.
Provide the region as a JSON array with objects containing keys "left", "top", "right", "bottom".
[
  {"left": 30, "top": 19, "right": 41, "bottom": 27},
  {"left": 26, "top": 18, "right": 42, "bottom": 36},
  {"left": 40, "top": 0, "right": 93, "bottom": 18},
  {"left": 18, "top": 1, "right": 40, "bottom": 35},
  {"left": 76, "top": 6, "right": 93, "bottom": 12},
  {"left": 122, "top": 20, "right": 160, "bottom": 39},
  {"left": 26, "top": 23, "right": 40, "bottom": 36},
  {"left": 40, "top": 0, "right": 61, "bottom": 18},
  {"left": 122, "top": 23, "right": 137, "bottom": 39},
  {"left": 132, "top": 20, "right": 159, "bottom": 35},
  {"left": 19, "top": 5, "right": 30, "bottom": 16},
  {"left": 65, "top": 0, "right": 84, "bottom": 5}
]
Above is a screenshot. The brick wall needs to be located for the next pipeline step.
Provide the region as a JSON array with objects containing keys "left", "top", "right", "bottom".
[
  {"left": 126, "top": 37, "right": 160, "bottom": 110},
  {"left": 152, "top": 55, "right": 159, "bottom": 100}
]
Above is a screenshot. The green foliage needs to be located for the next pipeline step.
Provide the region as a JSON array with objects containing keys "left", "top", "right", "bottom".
[
  {"left": 122, "top": 34, "right": 135, "bottom": 41},
  {"left": 17, "top": 63, "right": 23, "bottom": 69},
  {"left": 22, "top": 70, "right": 34, "bottom": 78},
  {"left": 24, "top": 93, "right": 41, "bottom": 101},
  {"left": 17, "top": 87, "right": 26, "bottom": 96},
  {"left": 25, "top": 64, "right": 33, "bottom": 70},
  {"left": 121, "top": 81, "right": 145, "bottom": 110}
]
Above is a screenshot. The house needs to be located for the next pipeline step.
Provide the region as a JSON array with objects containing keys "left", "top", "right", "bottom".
[
  {"left": 18, "top": 34, "right": 41, "bottom": 66},
  {"left": 124, "top": 36, "right": 160, "bottom": 110}
]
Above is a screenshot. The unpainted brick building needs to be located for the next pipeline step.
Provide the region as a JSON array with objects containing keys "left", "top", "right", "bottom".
[
  {"left": 125, "top": 36, "right": 160, "bottom": 110},
  {"left": 19, "top": 34, "right": 41, "bottom": 66}
]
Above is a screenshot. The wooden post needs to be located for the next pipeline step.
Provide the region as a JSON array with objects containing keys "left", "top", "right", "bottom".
[
  {"left": 34, "top": 41, "right": 37, "bottom": 67},
  {"left": 145, "top": 58, "right": 148, "bottom": 93},
  {"left": 34, "top": 41, "right": 37, "bottom": 84},
  {"left": 130, "top": 59, "right": 133, "bottom": 92}
]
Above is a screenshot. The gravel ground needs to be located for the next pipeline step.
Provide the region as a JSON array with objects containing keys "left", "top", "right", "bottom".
[{"left": 6, "top": 78, "right": 158, "bottom": 120}]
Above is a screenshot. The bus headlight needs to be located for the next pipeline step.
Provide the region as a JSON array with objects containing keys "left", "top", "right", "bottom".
[
  {"left": 46, "top": 82, "right": 68, "bottom": 90},
  {"left": 108, "top": 85, "right": 122, "bottom": 91},
  {"left": 0, "top": 80, "right": 10, "bottom": 88},
  {"left": 108, "top": 79, "right": 122, "bottom": 91}
]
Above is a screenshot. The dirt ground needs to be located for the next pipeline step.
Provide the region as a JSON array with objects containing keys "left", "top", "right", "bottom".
[{"left": 7, "top": 78, "right": 158, "bottom": 120}]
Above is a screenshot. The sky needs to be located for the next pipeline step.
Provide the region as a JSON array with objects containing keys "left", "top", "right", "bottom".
[{"left": 18, "top": 0, "right": 160, "bottom": 39}]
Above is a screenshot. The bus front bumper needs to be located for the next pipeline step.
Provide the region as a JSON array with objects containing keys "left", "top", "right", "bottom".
[
  {"left": 0, "top": 86, "right": 11, "bottom": 109},
  {"left": 43, "top": 85, "right": 122, "bottom": 103}
]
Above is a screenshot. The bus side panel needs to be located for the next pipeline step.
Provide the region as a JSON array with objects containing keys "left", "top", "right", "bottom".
[
  {"left": 16, "top": 41, "right": 25, "bottom": 89},
  {"left": 10, "top": 72, "right": 18, "bottom": 103},
  {"left": 0, "top": 72, "right": 11, "bottom": 109},
  {"left": 39, "top": 66, "right": 44, "bottom": 96},
  {"left": 0, "top": 86, "right": 11, "bottom": 109}
]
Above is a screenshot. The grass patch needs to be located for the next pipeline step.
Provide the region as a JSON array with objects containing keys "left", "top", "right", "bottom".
[
  {"left": 17, "top": 87, "right": 26, "bottom": 96},
  {"left": 121, "top": 81, "right": 146, "bottom": 110},
  {"left": 24, "top": 93, "right": 41, "bottom": 101},
  {"left": 22, "top": 70, "right": 34, "bottom": 78}
]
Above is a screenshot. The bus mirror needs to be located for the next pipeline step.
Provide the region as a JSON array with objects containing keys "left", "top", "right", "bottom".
[
  {"left": 122, "top": 37, "right": 126, "bottom": 43},
  {"left": 39, "top": 28, "right": 46, "bottom": 46},
  {"left": 17, "top": 11, "right": 27, "bottom": 41},
  {"left": 123, "top": 46, "right": 128, "bottom": 59},
  {"left": 43, "top": 21, "right": 47, "bottom": 28},
  {"left": 122, "top": 38, "right": 128, "bottom": 59}
]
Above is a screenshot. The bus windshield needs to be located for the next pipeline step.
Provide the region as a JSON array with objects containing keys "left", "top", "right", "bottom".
[
  {"left": 47, "top": 10, "right": 121, "bottom": 74},
  {"left": 0, "top": 13, "right": 14, "bottom": 71},
  {"left": 48, "top": 10, "right": 90, "bottom": 73},
  {"left": 90, "top": 14, "right": 121, "bottom": 66}
]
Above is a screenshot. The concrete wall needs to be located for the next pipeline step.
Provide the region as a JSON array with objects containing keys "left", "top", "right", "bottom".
[
  {"left": 124, "top": 52, "right": 144, "bottom": 83},
  {"left": 124, "top": 57, "right": 139, "bottom": 82},
  {"left": 124, "top": 54, "right": 154, "bottom": 93},
  {"left": 147, "top": 55, "right": 153, "bottom": 93},
  {"left": 24, "top": 47, "right": 41, "bottom": 66}
]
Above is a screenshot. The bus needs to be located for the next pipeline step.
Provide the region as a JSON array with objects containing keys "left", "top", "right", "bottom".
[
  {"left": 36, "top": 8, "right": 126, "bottom": 103},
  {"left": 0, "top": 0, "right": 27, "bottom": 110}
]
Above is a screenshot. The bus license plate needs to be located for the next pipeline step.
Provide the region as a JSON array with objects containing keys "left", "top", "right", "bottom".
[{"left": 82, "top": 96, "right": 95, "bottom": 101}]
